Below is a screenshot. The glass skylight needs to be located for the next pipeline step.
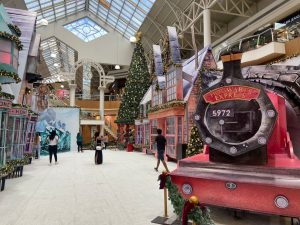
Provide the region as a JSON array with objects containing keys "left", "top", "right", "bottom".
[
  {"left": 24, "top": 0, "right": 156, "bottom": 39},
  {"left": 24, "top": 0, "right": 86, "bottom": 24},
  {"left": 64, "top": 17, "right": 108, "bottom": 42},
  {"left": 89, "top": 0, "right": 156, "bottom": 39}
]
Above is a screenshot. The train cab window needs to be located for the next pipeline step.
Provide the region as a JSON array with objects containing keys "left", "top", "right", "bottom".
[{"left": 205, "top": 100, "right": 262, "bottom": 144}]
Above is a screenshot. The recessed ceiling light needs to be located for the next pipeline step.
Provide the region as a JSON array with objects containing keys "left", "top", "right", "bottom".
[
  {"left": 50, "top": 53, "right": 56, "bottom": 58},
  {"left": 130, "top": 36, "right": 137, "bottom": 43},
  {"left": 115, "top": 65, "right": 120, "bottom": 70},
  {"left": 54, "top": 63, "right": 59, "bottom": 67}
]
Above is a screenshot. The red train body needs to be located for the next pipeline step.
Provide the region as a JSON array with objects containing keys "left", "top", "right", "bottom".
[{"left": 171, "top": 53, "right": 300, "bottom": 217}]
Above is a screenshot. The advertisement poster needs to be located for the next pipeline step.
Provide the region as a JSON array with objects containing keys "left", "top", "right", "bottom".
[{"left": 36, "top": 107, "right": 80, "bottom": 155}]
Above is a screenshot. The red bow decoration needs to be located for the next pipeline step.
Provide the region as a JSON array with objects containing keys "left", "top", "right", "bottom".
[
  {"left": 182, "top": 196, "right": 206, "bottom": 225},
  {"left": 158, "top": 171, "right": 170, "bottom": 189}
]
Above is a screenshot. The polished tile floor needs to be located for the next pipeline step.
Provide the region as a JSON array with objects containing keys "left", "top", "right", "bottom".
[{"left": 0, "top": 150, "right": 288, "bottom": 225}]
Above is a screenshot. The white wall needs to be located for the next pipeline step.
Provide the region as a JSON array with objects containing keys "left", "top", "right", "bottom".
[{"left": 37, "top": 11, "right": 134, "bottom": 66}]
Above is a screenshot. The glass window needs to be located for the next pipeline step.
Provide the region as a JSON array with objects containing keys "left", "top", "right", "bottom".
[
  {"left": 0, "top": 39, "right": 11, "bottom": 52},
  {"left": 152, "top": 85, "right": 163, "bottom": 106},
  {"left": 166, "top": 117, "right": 175, "bottom": 135},
  {"left": 0, "top": 52, "right": 11, "bottom": 65},
  {"left": 151, "top": 119, "right": 157, "bottom": 151},
  {"left": 178, "top": 117, "right": 183, "bottom": 144},
  {"left": 167, "top": 70, "right": 177, "bottom": 101},
  {"left": 144, "top": 123, "right": 150, "bottom": 146}
]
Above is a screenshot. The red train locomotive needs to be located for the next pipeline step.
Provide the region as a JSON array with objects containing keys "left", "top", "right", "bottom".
[{"left": 171, "top": 52, "right": 300, "bottom": 217}]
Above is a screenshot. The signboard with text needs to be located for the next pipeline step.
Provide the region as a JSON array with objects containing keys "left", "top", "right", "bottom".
[
  {"left": 9, "top": 108, "right": 28, "bottom": 117},
  {"left": 0, "top": 99, "right": 12, "bottom": 109}
]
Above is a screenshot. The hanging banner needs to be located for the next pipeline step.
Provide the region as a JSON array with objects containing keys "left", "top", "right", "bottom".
[
  {"left": 167, "top": 26, "right": 181, "bottom": 64},
  {"left": 153, "top": 45, "right": 166, "bottom": 89}
]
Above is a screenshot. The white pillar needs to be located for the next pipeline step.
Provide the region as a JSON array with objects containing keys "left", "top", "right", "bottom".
[
  {"left": 69, "top": 84, "right": 77, "bottom": 107},
  {"left": 99, "top": 87, "right": 105, "bottom": 135},
  {"left": 203, "top": 7, "right": 211, "bottom": 48}
]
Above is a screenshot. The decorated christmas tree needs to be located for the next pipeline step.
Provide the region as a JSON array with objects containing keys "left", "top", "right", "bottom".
[
  {"left": 186, "top": 125, "right": 203, "bottom": 157},
  {"left": 116, "top": 35, "right": 151, "bottom": 125}
]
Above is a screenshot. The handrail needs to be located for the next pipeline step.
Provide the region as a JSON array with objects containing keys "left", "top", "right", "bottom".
[
  {"left": 57, "top": 94, "right": 122, "bottom": 101},
  {"left": 216, "top": 28, "right": 280, "bottom": 61}
]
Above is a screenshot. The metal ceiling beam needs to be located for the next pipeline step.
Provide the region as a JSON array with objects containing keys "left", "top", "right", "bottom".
[{"left": 211, "top": 0, "right": 255, "bottom": 18}]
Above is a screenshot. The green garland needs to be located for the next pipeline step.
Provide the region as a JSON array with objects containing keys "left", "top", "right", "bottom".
[
  {"left": 0, "top": 31, "right": 23, "bottom": 50},
  {"left": 148, "top": 100, "right": 185, "bottom": 113},
  {"left": 8, "top": 24, "right": 22, "bottom": 37},
  {"left": 166, "top": 176, "right": 214, "bottom": 225},
  {"left": 0, "top": 91, "right": 14, "bottom": 100},
  {"left": 0, "top": 69, "right": 21, "bottom": 83},
  {"left": 0, "top": 163, "right": 14, "bottom": 176}
]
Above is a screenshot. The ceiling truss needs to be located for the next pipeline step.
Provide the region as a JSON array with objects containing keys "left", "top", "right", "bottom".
[{"left": 141, "top": 0, "right": 257, "bottom": 61}]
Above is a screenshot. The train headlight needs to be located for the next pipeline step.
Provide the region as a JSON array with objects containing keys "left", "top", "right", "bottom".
[
  {"left": 182, "top": 184, "right": 193, "bottom": 195},
  {"left": 274, "top": 195, "right": 289, "bottom": 209}
]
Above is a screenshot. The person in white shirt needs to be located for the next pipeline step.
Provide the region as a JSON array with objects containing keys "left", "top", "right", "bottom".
[{"left": 47, "top": 130, "right": 59, "bottom": 165}]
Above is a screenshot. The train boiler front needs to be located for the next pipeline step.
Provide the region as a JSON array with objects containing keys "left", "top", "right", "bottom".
[{"left": 194, "top": 52, "right": 277, "bottom": 165}]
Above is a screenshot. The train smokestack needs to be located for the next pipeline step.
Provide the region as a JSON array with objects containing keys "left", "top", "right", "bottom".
[{"left": 221, "top": 51, "right": 243, "bottom": 80}]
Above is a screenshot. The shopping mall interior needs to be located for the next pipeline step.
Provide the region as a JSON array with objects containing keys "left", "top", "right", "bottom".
[{"left": 0, "top": 0, "right": 300, "bottom": 224}]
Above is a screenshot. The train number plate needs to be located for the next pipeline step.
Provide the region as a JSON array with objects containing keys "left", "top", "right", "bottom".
[{"left": 210, "top": 109, "right": 234, "bottom": 117}]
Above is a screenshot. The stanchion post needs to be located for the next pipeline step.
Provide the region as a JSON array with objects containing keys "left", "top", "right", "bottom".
[{"left": 164, "top": 187, "right": 168, "bottom": 218}]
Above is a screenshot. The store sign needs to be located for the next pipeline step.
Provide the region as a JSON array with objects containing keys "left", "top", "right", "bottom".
[
  {"left": 279, "top": 11, "right": 300, "bottom": 26},
  {"left": 9, "top": 108, "right": 28, "bottom": 116},
  {"left": 203, "top": 85, "right": 260, "bottom": 104},
  {"left": 0, "top": 99, "right": 12, "bottom": 109}
]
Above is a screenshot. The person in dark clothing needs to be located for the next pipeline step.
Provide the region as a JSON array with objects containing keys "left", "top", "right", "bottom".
[
  {"left": 76, "top": 132, "right": 83, "bottom": 152},
  {"left": 154, "top": 129, "right": 170, "bottom": 172},
  {"left": 47, "top": 130, "right": 59, "bottom": 165},
  {"left": 94, "top": 132, "right": 103, "bottom": 165}
]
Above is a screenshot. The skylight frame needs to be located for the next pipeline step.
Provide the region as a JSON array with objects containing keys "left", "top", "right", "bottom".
[
  {"left": 64, "top": 17, "right": 108, "bottom": 42},
  {"left": 24, "top": 0, "right": 86, "bottom": 26}
]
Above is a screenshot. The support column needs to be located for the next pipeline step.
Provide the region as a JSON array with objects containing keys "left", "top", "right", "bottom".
[
  {"left": 99, "top": 87, "right": 105, "bottom": 135},
  {"left": 203, "top": 7, "right": 211, "bottom": 48},
  {"left": 69, "top": 84, "right": 77, "bottom": 107}
]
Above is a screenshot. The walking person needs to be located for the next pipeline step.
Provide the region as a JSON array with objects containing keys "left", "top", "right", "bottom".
[
  {"left": 94, "top": 132, "right": 103, "bottom": 165},
  {"left": 76, "top": 132, "right": 83, "bottom": 152},
  {"left": 154, "top": 129, "right": 170, "bottom": 173},
  {"left": 47, "top": 130, "right": 59, "bottom": 165},
  {"left": 33, "top": 133, "right": 41, "bottom": 159}
]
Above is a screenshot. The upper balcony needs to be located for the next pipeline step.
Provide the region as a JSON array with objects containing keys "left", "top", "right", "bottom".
[{"left": 215, "top": 28, "right": 295, "bottom": 69}]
